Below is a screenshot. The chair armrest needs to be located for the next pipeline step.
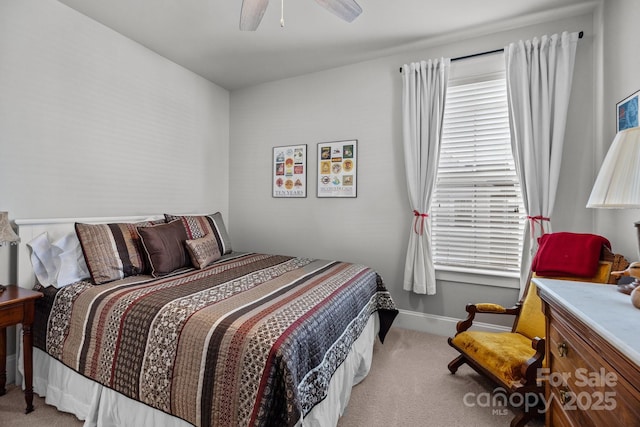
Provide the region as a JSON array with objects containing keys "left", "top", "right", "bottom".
[
  {"left": 475, "top": 303, "right": 515, "bottom": 313},
  {"left": 455, "top": 302, "right": 522, "bottom": 333},
  {"left": 521, "top": 337, "right": 546, "bottom": 386}
]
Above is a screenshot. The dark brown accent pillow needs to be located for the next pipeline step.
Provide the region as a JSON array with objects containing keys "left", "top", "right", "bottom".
[
  {"left": 185, "top": 233, "right": 221, "bottom": 269},
  {"left": 137, "top": 220, "right": 190, "bottom": 277}
]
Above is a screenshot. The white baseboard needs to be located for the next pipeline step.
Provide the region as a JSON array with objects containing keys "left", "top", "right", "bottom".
[{"left": 392, "top": 309, "right": 511, "bottom": 336}]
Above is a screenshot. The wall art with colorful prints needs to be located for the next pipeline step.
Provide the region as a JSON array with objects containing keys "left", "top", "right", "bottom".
[
  {"left": 317, "top": 140, "right": 357, "bottom": 198},
  {"left": 273, "top": 144, "right": 307, "bottom": 198}
]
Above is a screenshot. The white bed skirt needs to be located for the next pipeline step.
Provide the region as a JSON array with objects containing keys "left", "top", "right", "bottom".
[{"left": 23, "top": 314, "right": 379, "bottom": 427}]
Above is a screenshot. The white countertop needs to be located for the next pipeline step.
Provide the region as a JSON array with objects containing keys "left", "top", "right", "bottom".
[{"left": 533, "top": 278, "right": 640, "bottom": 367}]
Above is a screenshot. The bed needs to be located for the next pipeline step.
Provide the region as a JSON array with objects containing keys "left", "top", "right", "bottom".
[{"left": 14, "top": 214, "right": 398, "bottom": 427}]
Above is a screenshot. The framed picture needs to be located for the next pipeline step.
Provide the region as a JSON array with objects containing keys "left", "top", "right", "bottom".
[
  {"left": 317, "top": 140, "right": 357, "bottom": 198},
  {"left": 616, "top": 90, "right": 639, "bottom": 132},
  {"left": 272, "top": 144, "right": 307, "bottom": 198}
]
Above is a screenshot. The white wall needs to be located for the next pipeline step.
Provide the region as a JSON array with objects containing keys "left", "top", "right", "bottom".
[
  {"left": 595, "top": 0, "right": 640, "bottom": 259},
  {"left": 0, "top": 0, "right": 230, "bottom": 224},
  {"left": 229, "top": 11, "right": 597, "bottom": 321}
]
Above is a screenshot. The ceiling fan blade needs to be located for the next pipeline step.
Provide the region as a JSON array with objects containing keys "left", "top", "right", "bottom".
[
  {"left": 240, "top": 0, "right": 270, "bottom": 31},
  {"left": 313, "top": 0, "right": 362, "bottom": 23}
]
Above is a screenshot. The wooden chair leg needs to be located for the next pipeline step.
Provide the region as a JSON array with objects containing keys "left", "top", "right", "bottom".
[
  {"left": 510, "top": 396, "right": 542, "bottom": 427},
  {"left": 510, "top": 409, "right": 535, "bottom": 427},
  {"left": 447, "top": 354, "right": 467, "bottom": 374}
]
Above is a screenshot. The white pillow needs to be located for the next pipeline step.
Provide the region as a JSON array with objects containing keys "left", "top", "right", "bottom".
[
  {"left": 27, "top": 232, "right": 90, "bottom": 288},
  {"left": 27, "top": 232, "right": 57, "bottom": 287},
  {"left": 51, "top": 232, "right": 90, "bottom": 287}
]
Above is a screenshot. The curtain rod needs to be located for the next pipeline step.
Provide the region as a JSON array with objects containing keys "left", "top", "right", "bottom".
[{"left": 399, "top": 31, "right": 583, "bottom": 73}]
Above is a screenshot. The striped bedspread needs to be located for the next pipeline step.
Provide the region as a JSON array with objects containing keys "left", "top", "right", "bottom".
[{"left": 37, "top": 252, "right": 398, "bottom": 426}]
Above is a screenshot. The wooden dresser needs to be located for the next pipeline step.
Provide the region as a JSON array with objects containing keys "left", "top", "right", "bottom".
[{"left": 535, "top": 279, "right": 640, "bottom": 427}]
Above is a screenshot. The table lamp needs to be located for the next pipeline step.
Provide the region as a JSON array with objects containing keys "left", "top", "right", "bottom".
[
  {"left": 587, "top": 127, "right": 640, "bottom": 293},
  {"left": 0, "top": 211, "right": 20, "bottom": 293}
]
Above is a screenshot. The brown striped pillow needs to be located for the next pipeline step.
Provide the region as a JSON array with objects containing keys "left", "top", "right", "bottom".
[
  {"left": 165, "top": 212, "right": 232, "bottom": 255},
  {"left": 75, "top": 220, "right": 164, "bottom": 284},
  {"left": 184, "top": 233, "right": 221, "bottom": 269}
]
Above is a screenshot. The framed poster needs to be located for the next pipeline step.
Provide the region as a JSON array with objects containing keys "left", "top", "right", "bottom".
[
  {"left": 317, "top": 140, "right": 357, "bottom": 198},
  {"left": 617, "top": 90, "right": 639, "bottom": 132},
  {"left": 272, "top": 144, "right": 307, "bottom": 198}
]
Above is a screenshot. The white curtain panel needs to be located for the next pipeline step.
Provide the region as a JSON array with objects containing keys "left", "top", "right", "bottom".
[
  {"left": 400, "top": 59, "right": 450, "bottom": 295},
  {"left": 505, "top": 31, "right": 579, "bottom": 292}
]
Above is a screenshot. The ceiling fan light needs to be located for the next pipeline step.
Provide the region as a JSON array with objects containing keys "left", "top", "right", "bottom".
[
  {"left": 240, "top": 0, "right": 362, "bottom": 31},
  {"left": 240, "top": 0, "right": 270, "bottom": 31},
  {"left": 314, "top": 0, "right": 362, "bottom": 23}
]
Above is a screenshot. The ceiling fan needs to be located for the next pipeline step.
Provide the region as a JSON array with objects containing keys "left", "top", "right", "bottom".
[{"left": 240, "top": 0, "right": 362, "bottom": 31}]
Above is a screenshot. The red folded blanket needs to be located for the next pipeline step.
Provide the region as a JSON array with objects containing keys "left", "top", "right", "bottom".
[{"left": 531, "top": 232, "right": 611, "bottom": 278}]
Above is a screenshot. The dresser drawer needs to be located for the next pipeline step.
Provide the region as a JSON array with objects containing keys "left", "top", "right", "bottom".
[
  {"left": 548, "top": 319, "right": 594, "bottom": 373},
  {"left": 546, "top": 389, "right": 600, "bottom": 427},
  {"left": 547, "top": 396, "right": 575, "bottom": 427}
]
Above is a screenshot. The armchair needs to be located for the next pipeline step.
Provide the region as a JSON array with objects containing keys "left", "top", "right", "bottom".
[{"left": 447, "top": 244, "right": 626, "bottom": 427}]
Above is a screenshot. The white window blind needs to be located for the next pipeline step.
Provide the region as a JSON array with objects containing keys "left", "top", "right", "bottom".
[{"left": 432, "top": 77, "right": 525, "bottom": 274}]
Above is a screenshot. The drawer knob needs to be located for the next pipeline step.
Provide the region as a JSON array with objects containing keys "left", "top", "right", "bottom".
[
  {"left": 557, "top": 342, "right": 568, "bottom": 357},
  {"left": 559, "top": 389, "right": 571, "bottom": 405}
]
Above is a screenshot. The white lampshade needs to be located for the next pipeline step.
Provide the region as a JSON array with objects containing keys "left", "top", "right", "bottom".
[{"left": 587, "top": 127, "right": 640, "bottom": 208}]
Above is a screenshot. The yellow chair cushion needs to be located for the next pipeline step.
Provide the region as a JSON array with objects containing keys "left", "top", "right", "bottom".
[{"left": 451, "top": 331, "right": 537, "bottom": 388}]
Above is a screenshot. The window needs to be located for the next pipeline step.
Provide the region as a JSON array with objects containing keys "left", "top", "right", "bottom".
[{"left": 431, "top": 67, "right": 524, "bottom": 275}]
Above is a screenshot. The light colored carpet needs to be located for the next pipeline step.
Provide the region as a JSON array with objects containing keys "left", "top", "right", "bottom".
[
  {"left": 0, "top": 385, "right": 83, "bottom": 427},
  {"left": 337, "top": 328, "right": 543, "bottom": 427},
  {"left": 1, "top": 327, "right": 543, "bottom": 426}
]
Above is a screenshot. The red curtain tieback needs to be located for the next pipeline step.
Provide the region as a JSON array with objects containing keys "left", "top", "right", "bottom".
[
  {"left": 413, "top": 210, "right": 429, "bottom": 235},
  {"left": 527, "top": 215, "right": 550, "bottom": 236}
]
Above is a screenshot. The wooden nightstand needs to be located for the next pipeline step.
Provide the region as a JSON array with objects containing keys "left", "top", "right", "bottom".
[{"left": 0, "top": 285, "right": 43, "bottom": 413}]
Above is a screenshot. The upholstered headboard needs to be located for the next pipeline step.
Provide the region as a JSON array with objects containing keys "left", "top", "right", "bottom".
[{"left": 15, "top": 215, "right": 163, "bottom": 289}]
